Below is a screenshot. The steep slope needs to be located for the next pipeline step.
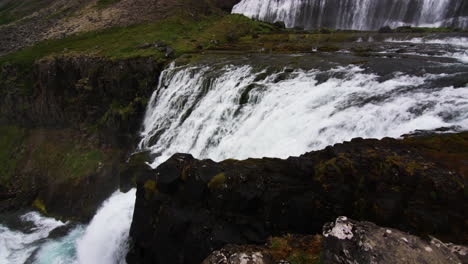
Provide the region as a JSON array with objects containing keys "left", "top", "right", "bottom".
[{"left": 0, "top": 0, "right": 242, "bottom": 55}]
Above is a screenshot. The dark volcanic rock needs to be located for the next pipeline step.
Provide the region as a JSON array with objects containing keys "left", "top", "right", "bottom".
[
  {"left": 126, "top": 133, "right": 467, "bottom": 264},
  {"left": 119, "top": 151, "right": 153, "bottom": 193},
  {"left": 0, "top": 56, "right": 163, "bottom": 147},
  {"left": 322, "top": 216, "right": 467, "bottom": 264}
]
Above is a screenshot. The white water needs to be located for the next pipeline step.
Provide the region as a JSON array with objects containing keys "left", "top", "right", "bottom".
[
  {"left": 0, "top": 191, "right": 135, "bottom": 264},
  {"left": 385, "top": 37, "right": 468, "bottom": 48},
  {"left": 75, "top": 190, "right": 136, "bottom": 264},
  {"left": 2, "top": 36, "right": 468, "bottom": 263},
  {"left": 384, "top": 37, "right": 468, "bottom": 63},
  {"left": 140, "top": 63, "right": 468, "bottom": 167},
  {"left": 232, "top": 0, "right": 468, "bottom": 30},
  {"left": 0, "top": 213, "right": 66, "bottom": 263}
]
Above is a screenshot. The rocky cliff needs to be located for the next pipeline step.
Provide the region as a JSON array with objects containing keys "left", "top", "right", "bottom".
[
  {"left": 202, "top": 217, "right": 468, "bottom": 264},
  {"left": 0, "top": 55, "right": 164, "bottom": 220},
  {"left": 126, "top": 132, "right": 467, "bottom": 264}
]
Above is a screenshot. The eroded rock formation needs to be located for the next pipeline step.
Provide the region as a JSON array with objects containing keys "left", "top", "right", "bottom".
[{"left": 126, "top": 132, "right": 467, "bottom": 264}]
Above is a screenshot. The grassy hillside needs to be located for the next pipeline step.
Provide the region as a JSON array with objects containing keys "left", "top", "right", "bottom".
[
  {"left": 0, "top": 13, "right": 275, "bottom": 67},
  {"left": 0, "top": 0, "right": 54, "bottom": 25}
]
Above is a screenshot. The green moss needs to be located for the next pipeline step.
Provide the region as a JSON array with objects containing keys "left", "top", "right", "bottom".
[
  {"left": 0, "top": 0, "right": 48, "bottom": 25},
  {"left": 144, "top": 180, "right": 158, "bottom": 200},
  {"left": 0, "top": 14, "right": 274, "bottom": 67},
  {"left": 208, "top": 172, "right": 226, "bottom": 189},
  {"left": 268, "top": 235, "right": 322, "bottom": 264},
  {"left": 317, "top": 45, "right": 340, "bottom": 52},
  {"left": 96, "top": 0, "right": 121, "bottom": 9},
  {"left": 32, "top": 198, "right": 47, "bottom": 214},
  {"left": 62, "top": 150, "right": 104, "bottom": 180},
  {"left": 288, "top": 251, "right": 316, "bottom": 264},
  {"left": 314, "top": 154, "right": 355, "bottom": 183}
]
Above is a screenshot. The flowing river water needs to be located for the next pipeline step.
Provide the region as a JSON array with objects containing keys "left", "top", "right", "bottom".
[{"left": 1, "top": 34, "right": 468, "bottom": 263}]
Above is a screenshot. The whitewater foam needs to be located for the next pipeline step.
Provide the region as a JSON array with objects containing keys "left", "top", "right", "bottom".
[
  {"left": 76, "top": 190, "right": 136, "bottom": 264},
  {"left": 140, "top": 63, "right": 468, "bottom": 166},
  {"left": 0, "top": 212, "right": 66, "bottom": 264},
  {"left": 232, "top": 0, "right": 468, "bottom": 30}
]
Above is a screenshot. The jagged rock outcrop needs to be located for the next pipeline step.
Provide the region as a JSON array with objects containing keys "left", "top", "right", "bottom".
[
  {"left": 0, "top": 56, "right": 163, "bottom": 220},
  {"left": 126, "top": 133, "right": 467, "bottom": 264},
  {"left": 0, "top": 55, "right": 163, "bottom": 147},
  {"left": 202, "top": 217, "right": 468, "bottom": 264},
  {"left": 322, "top": 216, "right": 467, "bottom": 264}
]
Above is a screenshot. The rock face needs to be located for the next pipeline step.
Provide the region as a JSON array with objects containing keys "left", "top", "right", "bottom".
[
  {"left": 127, "top": 133, "right": 467, "bottom": 264},
  {"left": 322, "top": 216, "right": 467, "bottom": 264},
  {"left": 0, "top": 55, "right": 163, "bottom": 147},
  {"left": 202, "top": 217, "right": 467, "bottom": 264},
  {"left": 0, "top": 56, "right": 163, "bottom": 220}
]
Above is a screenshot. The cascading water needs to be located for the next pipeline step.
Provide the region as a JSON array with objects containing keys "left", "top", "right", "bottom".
[
  {"left": 140, "top": 61, "right": 468, "bottom": 167},
  {"left": 232, "top": 0, "right": 468, "bottom": 30},
  {"left": 1, "top": 36, "right": 468, "bottom": 264}
]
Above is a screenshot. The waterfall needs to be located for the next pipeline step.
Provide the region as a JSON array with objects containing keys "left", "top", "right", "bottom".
[
  {"left": 140, "top": 60, "right": 468, "bottom": 167},
  {"left": 1, "top": 36, "right": 468, "bottom": 264},
  {"left": 232, "top": 0, "right": 468, "bottom": 30}
]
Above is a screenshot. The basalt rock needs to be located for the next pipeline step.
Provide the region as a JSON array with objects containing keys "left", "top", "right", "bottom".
[
  {"left": 126, "top": 133, "right": 467, "bottom": 264},
  {"left": 202, "top": 217, "right": 468, "bottom": 264},
  {"left": 0, "top": 55, "right": 163, "bottom": 147},
  {"left": 0, "top": 55, "right": 164, "bottom": 220},
  {"left": 322, "top": 217, "right": 467, "bottom": 264}
]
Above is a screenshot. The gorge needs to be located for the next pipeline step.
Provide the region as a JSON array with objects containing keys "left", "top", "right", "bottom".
[{"left": 0, "top": 1, "right": 467, "bottom": 264}]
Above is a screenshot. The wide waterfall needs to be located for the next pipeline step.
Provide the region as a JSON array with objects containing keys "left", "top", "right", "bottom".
[
  {"left": 232, "top": 0, "right": 468, "bottom": 30},
  {"left": 1, "top": 35, "right": 468, "bottom": 263}
]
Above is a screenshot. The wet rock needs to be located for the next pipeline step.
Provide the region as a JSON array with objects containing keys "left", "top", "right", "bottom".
[
  {"left": 378, "top": 26, "right": 394, "bottom": 33},
  {"left": 165, "top": 47, "right": 175, "bottom": 58},
  {"left": 127, "top": 133, "right": 467, "bottom": 264},
  {"left": 323, "top": 217, "right": 467, "bottom": 264},
  {"left": 272, "top": 21, "right": 286, "bottom": 29},
  {"left": 119, "top": 151, "right": 153, "bottom": 193}
]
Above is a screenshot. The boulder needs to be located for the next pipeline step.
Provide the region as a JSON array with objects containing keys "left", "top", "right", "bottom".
[
  {"left": 126, "top": 133, "right": 467, "bottom": 264},
  {"left": 323, "top": 217, "right": 467, "bottom": 264},
  {"left": 378, "top": 26, "right": 394, "bottom": 33}
]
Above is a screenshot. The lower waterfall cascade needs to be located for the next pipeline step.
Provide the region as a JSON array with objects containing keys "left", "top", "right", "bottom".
[
  {"left": 232, "top": 0, "right": 468, "bottom": 30},
  {"left": 0, "top": 35, "right": 468, "bottom": 263}
]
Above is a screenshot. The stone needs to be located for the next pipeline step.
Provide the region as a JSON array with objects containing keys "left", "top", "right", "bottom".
[
  {"left": 165, "top": 47, "right": 175, "bottom": 58},
  {"left": 322, "top": 217, "right": 467, "bottom": 264},
  {"left": 126, "top": 133, "right": 468, "bottom": 264},
  {"left": 137, "top": 43, "right": 152, "bottom": 49},
  {"left": 378, "top": 26, "right": 394, "bottom": 33}
]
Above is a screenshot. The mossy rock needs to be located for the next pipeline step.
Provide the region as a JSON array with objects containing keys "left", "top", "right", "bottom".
[
  {"left": 317, "top": 45, "right": 340, "bottom": 52},
  {"left": 208, "top": 172, "right": 226, "bottom": 189}
]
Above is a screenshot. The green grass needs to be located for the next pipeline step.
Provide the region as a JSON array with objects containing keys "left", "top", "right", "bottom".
[
  {"left": 30, "top": 136, "right": 105, "bottom": 183},
  {"left": 0, "top": 14, "right": 275, "bottom": 68},
  {"left": 0, "top": 0, "right": 50, "bottom": 25},
  {"left": 96, "top": 0, "right": 121, "bottom": 9},
  {"left": 63, "top": 150, "right": 104, "bottom": 180}
]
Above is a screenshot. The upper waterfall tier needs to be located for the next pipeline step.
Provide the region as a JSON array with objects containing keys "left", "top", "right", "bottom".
[{"left": 232, "top": 0, "right": 468, "bottom": 30}]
